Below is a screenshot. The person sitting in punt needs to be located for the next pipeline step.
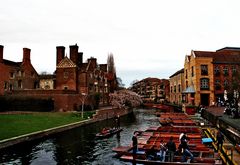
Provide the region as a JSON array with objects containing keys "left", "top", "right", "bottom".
[
  {"left": 158, "top": 140, "right": 167, "bottom": 162},
  {"left": 101, "top": 128, "right": 109, "bottom": 134},
  {"left": 146, "top": 145, "right": 157, "bottom": 160}
]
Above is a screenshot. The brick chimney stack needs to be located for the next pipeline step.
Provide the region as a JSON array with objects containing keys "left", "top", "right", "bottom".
[
  {"left": 70, "top": 44, "right": 79, "bottom": 65},
  {"left": 77, "top": 52, "right": 83, "bottom": 67},
  {"left": 23, "top": 48, "right": 31, "bottom": 63},
  {"left": 100, "top": 64, "right": 107, "bottom": 72},
  {"left": 0, "top": 45, "right": 3, "bottom": 63},
  {"left": 56, "top": 46, "right": 65, "bottom": 65}
]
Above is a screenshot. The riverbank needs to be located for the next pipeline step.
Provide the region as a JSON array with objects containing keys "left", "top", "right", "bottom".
[{"left": 0, "top": 106, "right": 132, "bottom": 150}]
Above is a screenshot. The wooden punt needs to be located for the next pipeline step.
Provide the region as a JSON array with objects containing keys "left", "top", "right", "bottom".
[
  {"left": 120, "top": 155, "right": 217, "bottom": 164},
  {"left": 96, "top": 128, "right": 123, "bottom": 138}
]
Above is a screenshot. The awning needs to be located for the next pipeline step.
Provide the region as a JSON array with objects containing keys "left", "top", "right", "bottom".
[{"left": 182, "top": 86, "right": 195, "bottom": 94}]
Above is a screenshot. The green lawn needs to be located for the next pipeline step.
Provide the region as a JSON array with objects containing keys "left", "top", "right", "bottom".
[{"left": 0, "top": 112, "right": 94, "bottom": 141}]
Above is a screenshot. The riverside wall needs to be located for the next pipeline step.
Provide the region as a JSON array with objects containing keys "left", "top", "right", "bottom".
[{"left": 0, "top": 107, "right": 132, "bottom": 150}]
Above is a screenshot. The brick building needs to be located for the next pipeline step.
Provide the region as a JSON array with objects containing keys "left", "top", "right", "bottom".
[
  {"left": 131, "top": 77, "right": 169, "bottom": 103},
  {"left": 0, "top": 45, "right": 39, "bottom": 95},
  {"left": 55, "top": 44, "right": 111, "bottom": 105},
  {"left": 183, "top": 47, "right": 240, "bottom": 106},
  {"left": 1, "top": 44, "right": 117, "bottom": 111},
  {"left": 169, "top": 68, "right": 184, "bottom": 104}
]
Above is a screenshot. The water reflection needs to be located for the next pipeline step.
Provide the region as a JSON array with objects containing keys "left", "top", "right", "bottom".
[{"left": 0, "top": 109, "right": 159, "bottom": 165}]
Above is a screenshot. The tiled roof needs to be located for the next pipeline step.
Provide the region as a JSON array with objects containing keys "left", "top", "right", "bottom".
[
  {"left": 39, "top": 74, "right": 56, "bottom": 79},
  {"left": 142, "top": 77, "right": 162, "bottom": 83},
  {"left": 193, "top": 51, "right": 214, "bottom": 58},
  {"left": 57, "top": 56, "right": 76, "bottom": 68},
  {"left": 193, "top": 49, "right": 240, "bottom": 64},
  {"left": 169, "top": 68, "right": 184, "bottom": 78},
  {"left": 3, "top": 59, "right": 21, "bottom": 67}
]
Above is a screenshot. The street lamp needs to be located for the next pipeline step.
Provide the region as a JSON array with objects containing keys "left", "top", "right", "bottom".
[
  {"left": 81, "top": 93, "right": 87, "bottom": 118},
  {"left": 94, "top": 81, "right": 98, "bottom": 92}
]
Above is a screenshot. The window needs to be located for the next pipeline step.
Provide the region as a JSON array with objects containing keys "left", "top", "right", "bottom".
[
  {"left": 191, "top": 66, "right": 194, "bottom": 77},
  {"left": 223, "top": 66, "right": 228, "bottom": 76},
  {"left": 224, "top": 79, "right": 228, "bottom": 88},
  {"left": 232, "top": 65, "right": 237, "bottom": 75},
  {"left": 170, "top": 86, "right": 173, "bottom": 93},
  {"left": 18, "top": 80, "right": 22, "bottom": 88},
  {"left": 201, "top": 65, "right": 208, "bottom": 75},
  {"left": 174, "top": 85, "right": 176, "bottom": 93},
  {"left": 10, "top": 72, "right": 14, "bottom": 78},
  {"left": 178, "top": 84, "right": 181, "bottom": 92},
  {"left": 215, "top": 79, "right": 221, "bottom": 90},
  {"left": 214, "top": 66, "right": 220, "bottom": 76},
  {"left": 31, "top": 72, "right": 35, "bottom": 78},
  {"left": 21, "top": 71, "right": 25, "bottom": 77},
  {"left": 186, "top": 81, "right": 188, "bottom": 88},
  {"left": 64, "top": 72, "right": 69, "bottom": 79},
  {"left": 185, "top": 69, "right": 188, "bottom": 79},
  {"left": 200, "top": 78, "right": 209, "bottom": 90},
  {"left": 4, "top": 82, "right": 8, "bottom": 90}
]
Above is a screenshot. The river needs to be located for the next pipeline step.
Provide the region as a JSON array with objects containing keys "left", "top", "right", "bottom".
[{"left": 0, "top": 108, "right": 160, "bottom": 165}]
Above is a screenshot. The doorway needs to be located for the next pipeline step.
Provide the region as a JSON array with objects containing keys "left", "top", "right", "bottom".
[{"left": 201, "top": 94, "right": 209, "bottom": 106}]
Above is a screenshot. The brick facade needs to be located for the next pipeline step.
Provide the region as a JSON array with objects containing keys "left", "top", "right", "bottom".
[
  {"left": 0, "top": 44, "right": 117, "bottom": 111},
  {"left": 169, "top": 68, "right": 184, "bottom": 104},
  {"left": 131, "top": 77, "right": 169, "bottom": 103},
  {"left": 0, "top": 45, "right": 39, "bottom": 95}
]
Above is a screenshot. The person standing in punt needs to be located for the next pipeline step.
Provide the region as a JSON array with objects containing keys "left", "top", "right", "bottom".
[
  {"left": 216, "top": 130, "right": 224, "bottom": 151},
  {"left": 180, "top": 133, "right": 194, "bottom": 163},
  {"left": 166, "top": 136, "right": 176, "bottom": 162},
  {"left": 132, "top": 131, "right": 138, "bottom": 165}
]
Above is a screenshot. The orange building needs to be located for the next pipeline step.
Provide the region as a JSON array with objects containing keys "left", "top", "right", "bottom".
[{"left": 183, "top": 47, "right": 240, "bottom": 106}]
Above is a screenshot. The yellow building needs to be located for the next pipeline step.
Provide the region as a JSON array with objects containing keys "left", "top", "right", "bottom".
[
  {"left": 169, "top": 68, "right": 184, "bottom": 104},
  {"left": 183, "top": 47, "right": 240, "bottom": 106},
  {"left": 183, "top": 50, "right": 214, "bottom": 106}
]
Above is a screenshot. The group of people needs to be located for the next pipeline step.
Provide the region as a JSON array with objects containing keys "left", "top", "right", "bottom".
[
  {"left": 132, "top": 133, "right": 177, "bottom": 162},
  {"left": 132, "top": 132, "right": 195, "bottom": 163}
]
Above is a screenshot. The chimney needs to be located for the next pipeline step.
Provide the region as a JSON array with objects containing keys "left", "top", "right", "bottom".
[
  {"left": 70, "top": 44, "right": 79, "bottom": 65},
  {"left": 88, "top": 58, "right": 97, "bottom": 69},
  {"left": 0, "top": 45, "right": 3, "bottom": 63},
  {"left": 100, "top": 64, "right": 107, "bottom": 72},
  {"left": 56, "top": 46, "right": 65, "bottom": 65},
  {"left": 77, "top": 52, "right": 83, "bottom": 66},
  {"left": 23, "top": 48, "right": 31, "bottom": 63}
]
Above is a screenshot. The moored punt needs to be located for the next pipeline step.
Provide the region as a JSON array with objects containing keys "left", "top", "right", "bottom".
[
  {"left": 120, "top": 155, "right": 217, "bottom": 164},
  {"left": 113, "top": 112, "right": 221, "bottom": 164}
]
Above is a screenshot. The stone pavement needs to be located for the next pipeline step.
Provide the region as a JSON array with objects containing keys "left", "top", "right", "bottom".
[{"left": 205, "top": 107, "right": 240, "bottom": 165}]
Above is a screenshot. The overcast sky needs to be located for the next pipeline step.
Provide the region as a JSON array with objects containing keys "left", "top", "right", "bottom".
[{"left": 1, "top": 0, "right": 240, "bottom": 87}]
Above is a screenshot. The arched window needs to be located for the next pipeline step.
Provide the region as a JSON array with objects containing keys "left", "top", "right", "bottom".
[{"left": 200, "top": 78, "right": 209, "bottom": 90}]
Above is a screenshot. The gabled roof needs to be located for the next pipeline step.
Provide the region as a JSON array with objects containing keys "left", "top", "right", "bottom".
[
  {"left": 193, "top": 51, "right": 214, "bottom": 58},
  {"left": 57, "top": 56, "right": 77, "bottom": 68}
]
